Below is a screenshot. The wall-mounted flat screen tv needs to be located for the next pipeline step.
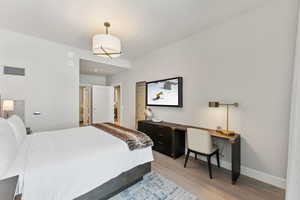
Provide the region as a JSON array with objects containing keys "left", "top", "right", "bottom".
[{"left": 146, "top": 77, "right": 183, "bottom": 107}]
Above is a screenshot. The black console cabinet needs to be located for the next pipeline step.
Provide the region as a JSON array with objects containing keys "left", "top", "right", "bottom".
[
  {"left": 138, "top": 120, "right": 185, "bottom": 159},
  {"left": 138, "top": 120, "right": 241, "bottom": 184}
]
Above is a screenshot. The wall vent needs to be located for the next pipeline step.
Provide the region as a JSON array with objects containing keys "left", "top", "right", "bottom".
[{"left": 3, "top": 66, "right": 25, "bottom": 76}]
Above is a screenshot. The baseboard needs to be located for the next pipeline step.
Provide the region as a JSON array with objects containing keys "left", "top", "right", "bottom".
[
  {"left": 190, "top": 154, "right": 286, "bottom": 189},
  {"left": 240, "top": 163, "right": 286, "bottom": 189}
]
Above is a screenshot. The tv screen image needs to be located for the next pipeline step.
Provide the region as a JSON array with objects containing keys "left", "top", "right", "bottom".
[{"left": 146, "top": 77, "right": 183, "bottom": 107}]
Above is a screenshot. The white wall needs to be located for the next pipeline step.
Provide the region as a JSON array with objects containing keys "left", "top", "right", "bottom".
[
  {"left": 80, "top": 74, "right": 106, "bottom": 86},
  {"left": 286, "top": 5, "right": 300, "bottom": 199},
  {"left": 0, "top": 29, "right": 129, "bottom": 132},
  {"left": 108, "top": 0, "right": 299, "bottom": 187}
]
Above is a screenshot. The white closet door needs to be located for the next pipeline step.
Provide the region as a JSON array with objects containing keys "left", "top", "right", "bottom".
[{"left": 92, "top": 85, "right": 114, "bottom": 124}]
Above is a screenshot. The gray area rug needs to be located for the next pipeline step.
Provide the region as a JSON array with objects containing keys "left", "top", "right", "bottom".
[{"left": 110, "top": 172, "right": 198, "bottom": 200}]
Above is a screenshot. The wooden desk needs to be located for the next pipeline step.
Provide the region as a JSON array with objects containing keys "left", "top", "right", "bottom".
[{"left": 138, "top": 120, "right": 241, "bottom": 184}]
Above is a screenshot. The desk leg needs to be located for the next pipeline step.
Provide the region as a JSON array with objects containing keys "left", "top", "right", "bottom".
[{"left": 231, "top": 136, "right": 241, "bottom": 184}]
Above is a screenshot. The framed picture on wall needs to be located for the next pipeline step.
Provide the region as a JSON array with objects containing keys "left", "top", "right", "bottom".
[{"left": 146, "top": 77, "right": 183, "bottom": 107}]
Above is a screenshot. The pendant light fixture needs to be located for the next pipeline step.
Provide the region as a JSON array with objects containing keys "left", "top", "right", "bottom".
[{"left": 93, "top": 22, "right": 122, "bottom": 58}]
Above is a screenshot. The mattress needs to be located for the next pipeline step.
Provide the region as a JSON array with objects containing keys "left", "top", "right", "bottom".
[{"left": 3, "top": 126, "right": 153, "bottom": 200}]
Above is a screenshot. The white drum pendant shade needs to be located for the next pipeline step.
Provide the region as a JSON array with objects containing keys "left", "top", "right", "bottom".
[{"left": 93, "top": 34, "right": 121, "bottom": 58}]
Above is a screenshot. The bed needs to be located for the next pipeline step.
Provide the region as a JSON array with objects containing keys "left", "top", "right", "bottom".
[{"left": 0, "top": 116, "right": 153, "bottom": 200}]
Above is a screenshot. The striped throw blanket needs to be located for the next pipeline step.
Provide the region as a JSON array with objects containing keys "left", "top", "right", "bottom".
[{"left": 93, "top": 123, "right": 153, "bottom": 151}]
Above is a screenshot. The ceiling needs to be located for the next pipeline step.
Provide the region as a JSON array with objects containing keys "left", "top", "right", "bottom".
[
  {"left": 80, "top": 59, "right": 127, "bottom": 76},
  {"left": 0, "top": 0, "right": 263, "bottom": 59}
]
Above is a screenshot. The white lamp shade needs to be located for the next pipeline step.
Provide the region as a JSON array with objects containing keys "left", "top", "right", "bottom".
[
  {"left": 3, "top": 100, "right": 14, "bottom": 111},
  {"left": 93, "top": 34, "right": 121, "bottom": 58},
  {"left": 144, "top": 109, "right": 153, "bottom": 118}
]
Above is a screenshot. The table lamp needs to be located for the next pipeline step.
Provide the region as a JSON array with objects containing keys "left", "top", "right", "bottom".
[
  {"left": 2, "top": 100, "right": 14, "bottom": 118},
  {"left": 144, "top": 108, "right": 153, "bottom": 120},
  {"left": 209, "top": 101, "right": 239, "bottom": 135}
]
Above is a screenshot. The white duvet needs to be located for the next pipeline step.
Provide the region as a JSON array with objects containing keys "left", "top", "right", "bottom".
[{"left": 4, "top": 126, "right": 153, "bottom": 200}]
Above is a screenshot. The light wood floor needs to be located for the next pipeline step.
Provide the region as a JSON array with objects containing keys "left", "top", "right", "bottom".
[{"left": 152, "top": 151, "right": 285, "bottom": 200}]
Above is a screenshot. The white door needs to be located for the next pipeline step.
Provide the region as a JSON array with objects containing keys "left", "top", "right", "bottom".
[{"left": 92, "top": 85, "right": 114, "bottom": 123}]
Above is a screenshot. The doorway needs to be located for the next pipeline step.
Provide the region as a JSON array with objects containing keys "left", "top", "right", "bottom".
[
  {"left": 79, "top": 86, "right": 92, "bottom": 126},
  {"left": 135, "top": 81, "right": 146, "bottom": 128},
  {"left": 114, "top": 86, "right": 121, "bottom": 125}
]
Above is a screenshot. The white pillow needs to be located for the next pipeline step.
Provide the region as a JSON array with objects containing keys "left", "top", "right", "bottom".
[
  {"left": 7, "top": 115, "right": 27, "bottom": 146},
  {"left": 0, "top": 119, "right": 18, "bottom": 178}
]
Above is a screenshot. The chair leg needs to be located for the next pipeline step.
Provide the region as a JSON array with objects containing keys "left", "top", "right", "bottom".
[
  {"left": 207, "top": 155, "right": 213, "bottom": 179},
  {"left": 184, "top": 149, "right": 190, "bottom": 168},
  {"left": 195, "top": 152, "right": 197, "bottom": 160},
  {"left": 216, "top": 150, "right": 220, "bottom": 168}
]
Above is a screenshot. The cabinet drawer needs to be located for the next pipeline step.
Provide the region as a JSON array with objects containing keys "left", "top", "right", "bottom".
[
  {"left": 156, "top": 131, "right": 172, "bottom": 146},
  {"left": 138, "top": 121, "right": 185, "bottom": 159},
  {"left": 153, "top": 126, "right": 172, "bottom": 156},
  {"left": 138, "top": 122, "right": 156, "bottom": 145}
]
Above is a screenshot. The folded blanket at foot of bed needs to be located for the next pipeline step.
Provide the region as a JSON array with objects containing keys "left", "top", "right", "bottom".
[{"left": 93, "top": 123, "right": 153, "bottom": 151}]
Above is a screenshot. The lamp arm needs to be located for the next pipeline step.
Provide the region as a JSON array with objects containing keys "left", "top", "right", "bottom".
[
  {"left": 219, "top": 103, "right": 238, "bottom": 107},
  {"left": 208, "top": 102, "right": 239, "bottom": 133}
]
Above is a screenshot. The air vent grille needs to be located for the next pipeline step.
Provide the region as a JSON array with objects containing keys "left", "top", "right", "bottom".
[{"left": 3, "top": 66, "right": 25, "bottom": 76}]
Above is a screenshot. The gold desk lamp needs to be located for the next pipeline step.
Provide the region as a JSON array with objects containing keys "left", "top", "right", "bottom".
[{"left": 209, "top": 101, "right": 239, "bottom": 136}]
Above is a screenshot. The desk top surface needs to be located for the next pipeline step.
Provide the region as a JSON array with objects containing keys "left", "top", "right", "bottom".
[{"left": 139, "top": 120, "right": 240, "bottom": 143}]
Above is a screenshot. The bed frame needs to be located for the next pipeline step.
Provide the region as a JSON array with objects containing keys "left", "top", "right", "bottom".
[{"left": 75, "top": 162, "right": 151, "bottom": 200}]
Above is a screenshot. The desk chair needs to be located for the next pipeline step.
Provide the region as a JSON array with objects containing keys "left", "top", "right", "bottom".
[{"left": 184, "top": 128, "right": 220, "bottom": 179}]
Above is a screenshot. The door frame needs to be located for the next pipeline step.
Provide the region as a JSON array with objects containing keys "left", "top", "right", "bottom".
[
  {"left": 79, "top": 84, "right": 92, "bottom": 126},
  {"left": 113, "top": 85, "right": 121, "bottom": 125},
  {"left": 135, "top": 81, "right": 147, "bottom": 128},
  {"left": 111, "top": 83, "right": 123, "bottom": 125}
]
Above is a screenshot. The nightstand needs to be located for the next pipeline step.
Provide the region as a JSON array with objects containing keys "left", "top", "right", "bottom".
[
  {"left": 26, "top": 127, "right": 32, "bottom": 135},
  {"left": 0, "top": 176, "right": 19, "bottom": 200}
]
